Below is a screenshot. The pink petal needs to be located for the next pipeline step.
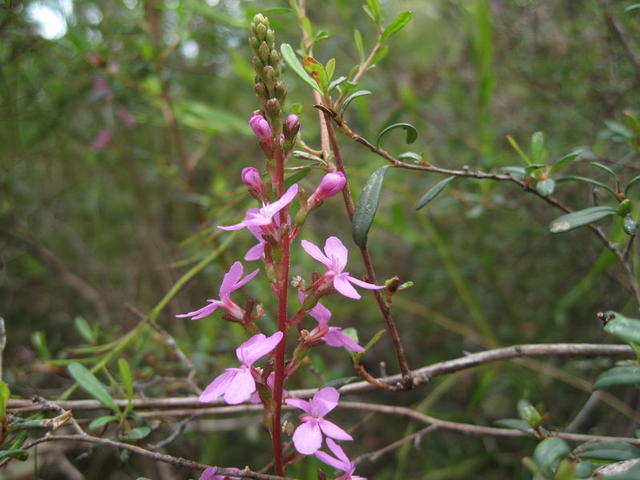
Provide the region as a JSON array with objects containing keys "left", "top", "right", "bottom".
[
  {"left": 176, "top": 300, "right": 222, "bottom": 320},
  {"left": 319, "top": 419, "right": 353, "bottom": 441},
  {"left": 326, "top": 438, "right": 351, "bottom": 466},
  {"left": 324, "top": 236, "right": 348, "bottom": 272},
  {"left": 218, "top": 262, "right": 244, "bottom": 298},
  {"left": 263, "top": 183, "right": 298, "bottom": 217},
  {"left": 333, "top": 274, "right": 361, "bottom": 299},
  {"left": 285, "top": 397, "right": 311, "bottom": 413},
  {"left": 236, "top": 331, "right": 283, "bottom": 366},
  {"left": 346, "top": 275, "right": 385, "bottom": 290},
  {"left": 231, "top": 267, "right": 260, "bottom": 292},
  {"left": 199, "top": 369, "right": 236, "bottom": 403},
  {"left": 217, "top": 221, "right": 248, "bottom": 231},
  {"left": 309, "top": 386, "right": 339, "bottom": 417},
  {"left": 315, "top": 449, "right": 347, "bottom": 471},
  {"left": 223, "top": 369, "right": 256, "bottom": 404},
  {"left": 301, "top": 239, "right": 332, "bottom": 268},
  {"left": 324, "top": 328, "right": 365, "bottom": 352},
  {"left": 244, "top": 242, "right": 265, "bottom": 261},
  {"left": 308, "top": 301, "right": 332, "bottom": 325},
  {"left": 292, "top": 420, "right": 322, "bottom": 455},
  {"left": 199, "top": 467, "right": 224, "bottom": 480}
]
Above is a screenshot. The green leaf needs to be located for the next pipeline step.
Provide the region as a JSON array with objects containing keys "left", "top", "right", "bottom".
[
  {"left": 591, "top": 161, "right": 618, "bottom": 179},
  {"left": 507, "top": 135, "right": 531, "bottom": 164},
  {"left": 606, "top": 120, "right": 633, "bottom": 139},
  {"left": 574, "top": 462, "right": 594, "bottom": 479},
  {"left": 285, "top": 168, "right": 311, "bottom": 188},
  {"left": 493, "top": 418, "right": 533, "bottom": 433},
  {"left": 354, "top": 328, "right": 387, "bottom": 363},
  {"left": 555, "top": 176, "right": 617, "bottom": 197},
  {"left": 289, "top": 103, "right": 303, "bottom": 115},
  {"left": 364, "top": 0, "right": 382, "bottom": 24},
  {"left": 398, "top": 151, "right": 423, "bottom": 162},
  {"left": 74, "top": 316, "right": 96, "bottom": 344},
  {"left": 604, "top": 312, "right": 640, "bottom": 344},
  {"left": 594, "top": 365, "right": 640, "bottom": 389},
  {"left": 302, "top": 56, "right": 329, "bottom": 92},
  {"left": 536, "top": 178, "right": 555, "bottom": 197},
  {"left": 0, "top": 449, "right": 28, "bottom": 461},
  {"left": 549, "top": 151, "right": 582, "bottom": 174},
  {"left": 68, "top": 362, "right": 121, "bottom": 414},
  {"left": 280, "top": 43, "right": 321, "bottom": 93},
  {"left": 353, "top": 29, "right": 365, "bottom": 64},
  {"left": 88, "top": 415, "right": 119, "bottom": 430},
  {"left": 501, "top": 166, "right": 527, "bottom": 178},
  {"left": 624, "top": 215, "right": 638, "bottom": 235},
  {"left": 524, "top": 163, "right": 546, "bottom": 175},
  {"left": 626, "top": 4, "right": 640, "bottom": 12},
  {"left": 533, "top": 437, "right": 571, "bottom": 477},
  {"left": 31, "top": 331, "right": 50, "bottom": 359},
  {"left": 376, "top": 122, "right": 418, "bottom": 148},
  {"left": 598, "top": 464, "right": 640, "bottom": 479},
  {"left": 576, "top": 441, "right": 640, "bottom": 461},
  {"left": 549, "top": 206, "right": 617, "bottom": 233},
  {"left": 340, "top": 90, "right": 372, "bottom": 114},
  {"left": 625, "top": 174, "right": 640, "bottom": 194},
  {"left": 415, "top": 176, "right": 455, "bottom": 210},
  {"left": 371, "top": 45, "right": 389, "bottom": 65},
  {"left": 328, "top": 76, "right": 347, "bottom": 92},
  {"left": 381, "top": 11, "right": 413, "bottom": 43},
  {"left": 531, "top": 131, "right": 545, "bottom": 164},
  {"left": 0, "top": 382, "right": 9, "bottom": 421},
  {"left": 325, "top": 58, "right": 336, "bottom": 82},
  {"left": 352, "top": 166, "right": 391, "bottom": 246},
  {"left": 121, "top": 426, "right": 151, "bottom": 441},
  {"left": 118, "top": 358, "right": 134, "bottom": 414}
]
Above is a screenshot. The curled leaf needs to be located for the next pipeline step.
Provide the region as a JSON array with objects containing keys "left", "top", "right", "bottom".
[{"left": 376, "top": 122, "right": 418, "bottom": 149}]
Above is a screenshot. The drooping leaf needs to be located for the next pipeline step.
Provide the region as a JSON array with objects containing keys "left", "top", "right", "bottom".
[
  {"left": 415, "top": 176, "right": 455, "bottom": 210},
  {"left": 604, "top": 312, "right": 640, "bottom": 344},
  {"left": 353, "top": 166, "right": 391, "bottom": 246},
  {"left": 555, "top": 175, "right": 617, "bottom": 197},
  {"left": 376, "top": 122, "right": 418, "bottom": 148},
  {"left": 591, "top": 161, "right": 618, "bottom": 179},
  {"left": 535, "top": 178, "right": 555, "bottom": 196},
  {"left": 576, "top": 441, "right": 640, "bottom": 461},
  {"left": 549, "top": 151, "right": 582, "bottom": 174},
  {"left": 340, "top": 90, "right": 372, "bottom": 114},
  {"left": 533, "top": 437, "right": 571, "bottom": 477},
  {"left": 625, "top": 174, "right": 640, "bottom": 194},
  {"left": 280, "top": 43, "right": 321, "bottom": 93},
  {"left": 549, "top": 206, "right": 617, "bottom": 233},
  {"left": 68, "top": 363, "right": 121, "bottom": 414},
  {"left": 381, "top": 11, "right": 413, "bottom": 43},
  {"left": 594, "top": 365, "right": 640, "bottom": 390}
]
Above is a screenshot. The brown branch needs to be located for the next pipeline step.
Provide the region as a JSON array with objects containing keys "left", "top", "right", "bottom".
[{"left": 9, "top": 343, "right": 633, "bottom": 413}]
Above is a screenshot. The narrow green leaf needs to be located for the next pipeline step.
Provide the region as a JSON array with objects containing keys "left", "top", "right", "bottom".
[
  {"left": 364, "top": 0, "right": 382, "bottom": 24},
  {"left": 339, "top": 90, "right": 372, "bottom": 114},
  {"left": 507, "top": 135, "right": 531, "bottom": 164},
  {"left": 594, "top": 365, "right": 640, "bottom": 390},
  {"left": 381, "top": 11, "right": 413, "bottom": 43},
  {"left": 68, "top": 362, "right": 121, "bottom": 414},
  {"left": 280, "top": 43, "right": 321, "bottom": 93},
  {"left": 536, "top": 178, "right": 555, "bottom": 197},
  {"left": 626, "top": 4, "right": 640, "bottom": 12},
  {"left": 549, "top": 206, "right": 617, "bottom": 233},
  {"left": 415, "top": 176, "right": 455, "bottom": 210},
  {"left": 376, "top": 122, "right": 418, "bottom": 148},
  {"left": 530, "top": 131, "right": 545, "bottom": 164},
  {"left": 604, "top": 312, "right": 640, "bottom": 344},
  {"left": 74, "top": 316, "right": 96, "bottom": 344},
  {"left": 285, "top": 168, "right": 311, "bottom": 188},
  {"left": 88, "top": 415, "right": 119, "bottom": 430},
  {"left": 533, "top": 437, "right": 571, "bottom": 477},
  {"left": 398, "top": 151, "right": 423, "bottom": 162},
  {"left": 353, "top": 29, "right": 365, "bottom": 64},
  {"left": 121, "top": 426, "right": 151, "bottom": 441},
  {"left": 0, "top": 382, "right": 9, "bottom": 420},
  {"left": 501, "top": 166, "right": 527, "bottom": 178},
  {"left": 352, "top": 166, "right": 391, "bottom": 246},
  {"left": 325, "top": 58, "right": 336, "bottom": 82},
  {"left": 590, "top": 161, "right": 618, "bottom": 179},
  {"left": 328, "top": 75, "right": 347, "bottom": 92},
  {"left": 118, "top": 358, "right": 134, "bottom": 414},
  {"left": 371, "top": 45, "right": 389, "bottom": 65},
  {"left": 550, "top": 151, "right": 581, "bottom": 174},
  {"left": 625, "top": 174, "right": 640, "bottom": 194},
  {"left": 576, "top": 441, "right": 640, "bottom": 461},
  {"left": 555, "top": 176, "right": 617, "bottom": 197},
  {"left": 0, "top": 450, "right": 28, "bottom": 461},
  {"left": 606, "top": 120, "right": 633, "bottom": 139},
  {"left": 493, "top": 418, "right": 533, "bottom": 433},
  {"left": 524, "top": 163, "right": 546, "bottom": 174}
]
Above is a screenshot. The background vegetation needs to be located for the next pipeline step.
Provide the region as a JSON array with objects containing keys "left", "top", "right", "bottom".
[{"left": 2, "top": 0, "right": 640, "bottom": 478}]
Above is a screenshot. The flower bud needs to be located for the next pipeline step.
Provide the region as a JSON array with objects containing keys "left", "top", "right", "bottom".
[
  {"left": 249, "top": 114, "right": 271, "bottom": 141},
  {"left": 241, "top": 167, "right": 263, "bottom": 194},
  {"left": 307, "top": 172, "right": 346, "bottom": 207},
  {"left": 283, "top": 113, "right": 300, "bottom": 139}
]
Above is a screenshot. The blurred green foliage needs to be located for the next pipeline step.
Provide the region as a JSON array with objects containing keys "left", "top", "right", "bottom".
[{"left": 1, "top": 0, "right": 640, "bottom": 478}]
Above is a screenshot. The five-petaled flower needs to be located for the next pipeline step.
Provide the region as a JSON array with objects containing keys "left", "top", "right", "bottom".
[
  {"left": 218, "top": 184, "right": 298, "bottom": 232},
  {"left": 285, "top": 386, "right": 352, "bottom": 455},
  {"left": 176, "top": 262, "right": 259, "bottom": 321},
  {"left": 316, "top": 438, "right": 367, "bottom": 480},
  {"left": 199, "top": 332, "right": 283, "bottom": 405},
  {"left": 301, "top": 236, "right": 384, "bottom": 300}
]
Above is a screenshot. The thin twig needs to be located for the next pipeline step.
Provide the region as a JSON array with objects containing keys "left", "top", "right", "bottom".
[{"left": 353, "top": 425, "right": 438, "bottom": 465}]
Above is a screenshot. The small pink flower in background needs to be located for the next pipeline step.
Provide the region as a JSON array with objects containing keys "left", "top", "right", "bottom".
[
  {"left": 249, "top": 113, "right": 272, "bottom": 141},
  {"left": 298, "top": 293, "right": 364, "bottom": 353},
  {"left": 199, "top": 467, "right": 225, "bottom": 480},
  {"left": 241, "top": 167, "right": 263, "bottom": 194},
  {"left": 176, "top": 262, "right": 259, "bottom": 321},
  {"left": 92, "top": 77, "right": 112, "bottom": 102},
  {"left": 301, "top": 236, "right": 384, "bottom": 300},
  {"left": 91, "top": 129, "right": 112, "bottom": 151},
  {"left": 285, "top": 386, "right": 352, "bottom": 455},
  {"left": 200, "top": 332, "right": 283, "bottom": 405},
  {"left": 307, "top": 172, "right": 346, "bottom": 207},
  {"left": 116, "top": 107, "right": 136, "bottom": 129},
  {"left": 218, "top": 183, "right": 298, "bottom": 232},
  {"left": 316, "top": 438, "right": 366, "bottom": 480}
]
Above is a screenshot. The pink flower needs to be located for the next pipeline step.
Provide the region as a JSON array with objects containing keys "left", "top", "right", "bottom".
[
  {"left": 218, "top": 184, "right": 298, "bottom": 232},
  {"left": 299, "top": 293, "right": 364, "bottom": 353},
  {"left": 199, "top": 467, "right": 225, "bottom": 480},
  {"left": 91, "top": 129, "right": 111, "bottom": 151},
  {"left": 116, "top": 107, "right": 136, "bottom": 129},
  {"left": 307, "top": 172, "right": 346, "bottom": 206},
  {"left": 200, "top": 332, "right": 283, "bottom": 405},
  {"left": 301, "top": 236, "right": 384, "bottom": 300},
  {"left": 176, "top": 262, "right": 259, "bottom": 321},
  {"left": 285, "top": 387, "right": 352, "bottom": 455},
  {"left": 316, "top": 439, "right": 367, "bottom": 480},
  {"left": 249, "top": 113, "right": 271, "bottom": 141},
  {"left": 284, "top": 113, "right": 300, "bottom": 139},
  {"left": 241, "top": 167, "right": 263, "bottom": 194}
]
